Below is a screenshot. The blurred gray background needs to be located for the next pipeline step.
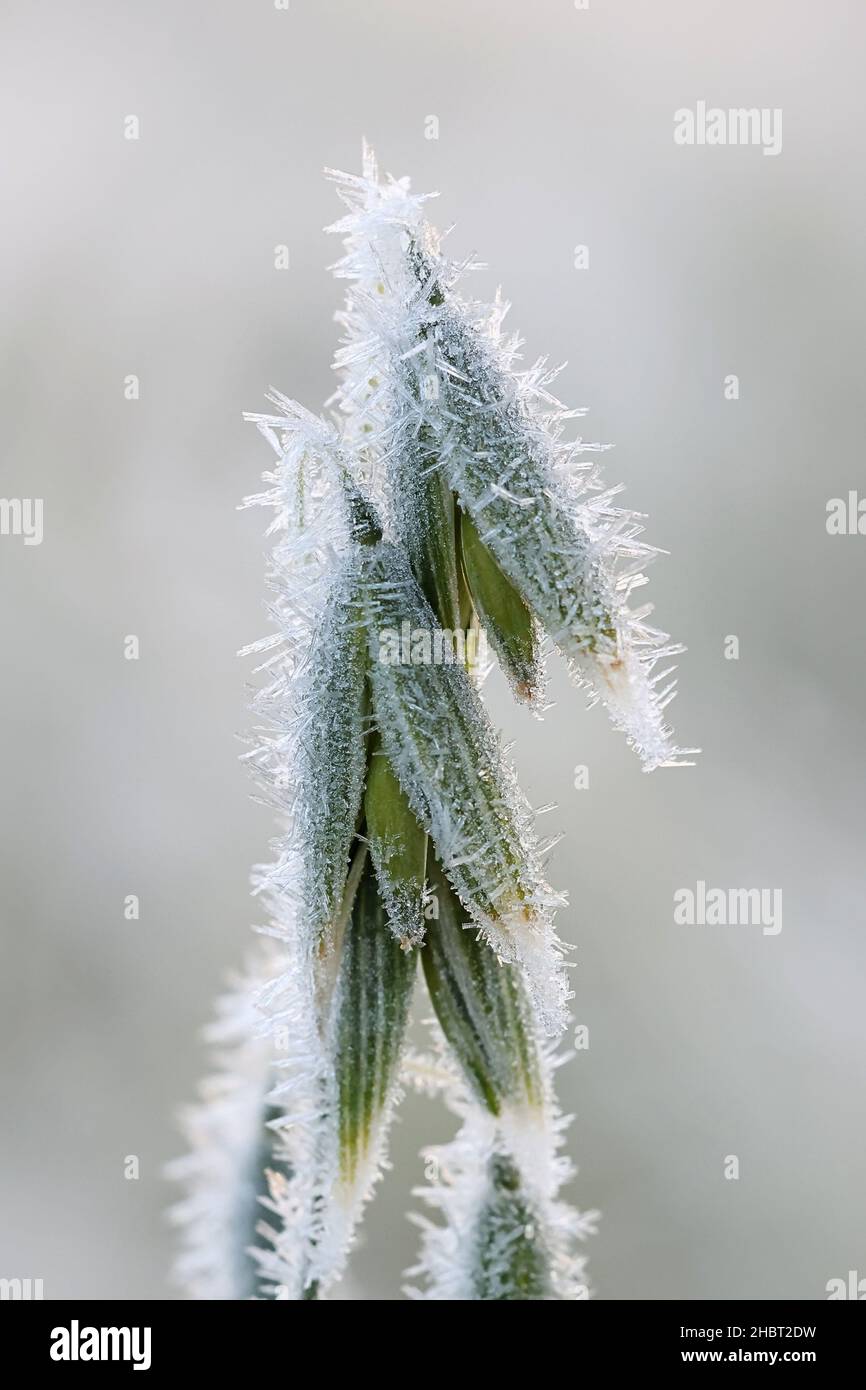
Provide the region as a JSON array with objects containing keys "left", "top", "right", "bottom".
[{"left": 2, "top": 0, "right": 864, "bottom": 1300}]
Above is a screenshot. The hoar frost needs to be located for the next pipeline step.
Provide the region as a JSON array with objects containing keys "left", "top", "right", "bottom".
[
  {"left": 328, "top": 147, "right": 697, "bottom": 770},
  {"left": 171, "top": 147, "right": 696, "bottom": 1302}
]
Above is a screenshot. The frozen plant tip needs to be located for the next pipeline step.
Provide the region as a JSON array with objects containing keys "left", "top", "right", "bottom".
[
  {"left": 172, "top": 148, "right": 695, "bottom": 1300},
  {"left": 328, "top": 146, "right": 698, "bottom": 769}
]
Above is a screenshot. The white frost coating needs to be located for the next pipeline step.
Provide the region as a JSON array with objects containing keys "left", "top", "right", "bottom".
[
  {"left": 406, "top": 1047, "right": 599, "bottom": 1301},
  {"left": 234, "top": 404, "right": 411, "bottom": 1299},
  {"left": 168, "top": 932, "right": 357, "bottom": 1301},
  {"left": 167, "top": 950, "right": 284, "bottom": 1300},
  {"left": 361, "top": 542, "right": 570, "bottom": 1035},
  {"left": 325, "top": 144, "right": 441, "bottom": 534},
  {"left": 244, "top": 890, "right": 334, "bottom": 1300},
  {"left": 173, "top": 149, "right": 693, "bottom": 1298},
  {"left": 327, "top": 145, "right": 697, "bottom": 770},
  {"left": 240, "top": 400, "right": 368, "bottom": 945},
  {"left": 251, "top": 857, "right": 412, "bottom": 1300}
]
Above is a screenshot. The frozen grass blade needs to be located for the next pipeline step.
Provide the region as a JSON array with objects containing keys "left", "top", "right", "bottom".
[
  {"left": 174, "top": 146, "right": 696, "bottom": 1302},
  {"left": 326, "top": 150, "right": 698, "bottom": 770}
]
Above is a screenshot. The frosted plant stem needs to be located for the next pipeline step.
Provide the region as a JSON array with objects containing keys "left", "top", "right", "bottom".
[{"left": 172, "top": 146, "right": 695, "bottom": 1301}]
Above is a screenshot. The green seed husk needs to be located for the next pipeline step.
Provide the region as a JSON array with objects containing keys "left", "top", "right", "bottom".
[
  {"left": 365, "top": 735, "right": 428, "bottom": 947},
  {"left": 422, "top": 856, "right": 541, "bottom": 1115},
  {"left": 332, "top": 854, "right": 417, "bottom": 1186},
  {"left": 301, "top": 557, "right": 369, "bottom": 943},
  {"left": 459, "top": 509, "right": 541, "bottom": 702},
  {"left": 405, "top": 435, "right": 462, "bottom": 635}
]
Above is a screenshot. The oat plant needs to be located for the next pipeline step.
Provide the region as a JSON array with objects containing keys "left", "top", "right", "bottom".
[{"left": 171, "top": 148, "right": 696, "bottom": 1301}]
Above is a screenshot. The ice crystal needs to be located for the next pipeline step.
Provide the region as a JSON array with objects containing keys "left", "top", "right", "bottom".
[
  {"left": 174, "top": 146, "right": 697, "bottom": 1302},
  {"left": 239, "top": 403, "right": 368, "bottom": 948},
  {"left": 360, "top": 540, "right": 568, "bottom": 1033},
  {"left": 421, "top": 855, "right": 542, "bottom": 1115},
  {"left": 365, "top": 736, "right": 429, "bottom": 948},
  {"left": 327, "top": 145, "right": 697, "bottom": 769},
  {"left": 168, "top": 950, "right": 286, "bottom": 1300},
  {"left": 252, "top": 850, "right": 414, "bottom": 1299},
  {"left": 180, "top": 407, "right": 418, "bottom": 1300},
  {"left": 407, "top": 860, "right": 596, "bottom": 1300},
  {"left": 406, "top": 1051, "right": 598, "bottom": 1302}
]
